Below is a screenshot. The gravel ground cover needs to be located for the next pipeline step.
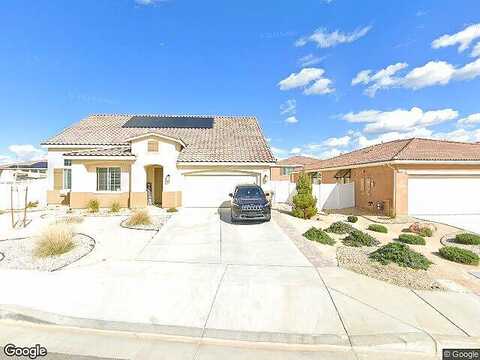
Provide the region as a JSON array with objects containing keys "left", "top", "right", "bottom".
[
  {"left": 441, "top": 235, "right": 480, "bottom": 256},
  {"left": 0, "top": 234, "right": 94, "bottom": 271},
  {"left": 337, "top": 245, "right": 444, "bottom": 290},
  {"left": 120, "top": 215, "right": 170, "bottom": 231}
]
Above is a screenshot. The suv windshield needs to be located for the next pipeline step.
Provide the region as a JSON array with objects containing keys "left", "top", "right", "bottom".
[{"left": 235, "top": 186, "right": 264, "bottom": 198}]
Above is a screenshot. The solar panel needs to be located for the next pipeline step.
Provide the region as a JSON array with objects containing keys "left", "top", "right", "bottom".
[{"left": 122, "top": 116, "right": 214, "bottom": 129}]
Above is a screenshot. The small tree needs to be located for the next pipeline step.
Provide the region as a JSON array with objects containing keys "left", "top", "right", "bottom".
[{"left": 292, "top": 172, "right": 317, "bottom": 219}]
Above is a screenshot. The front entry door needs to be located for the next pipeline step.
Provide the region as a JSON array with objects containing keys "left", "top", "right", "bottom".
[{"left": 154, "top": 167, "right": 163, "bottom": 205}]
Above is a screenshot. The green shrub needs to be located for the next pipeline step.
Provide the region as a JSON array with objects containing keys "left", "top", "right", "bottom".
[
  {"left": 418, "top": 228, "right": 433, "bottom": 237},
  {"left": 325, "top": 221, "right": 355, "bottom": 234},
  {"left": 34, "top": 224, "right": 76, "bottom": 258},
  {"left": 367, "top": 224, "right": 388, "bottom": 233},
  {"left": 439, "top": 246, "right": 479, "bottom": 265},
  {"left": 27, "top": 201, "right": 39, "bottom": 209},
  {"left": 126, "top": 210, "right": 152, "bottom": 226},
  {"left": 369, "top": 243, "right": 432, "bottom": 270},
  {"left": 303, "top": 227, "right": 336, "bottom": 245},
  {"left": 398, "top": 233, "right": 426, "bottom": 245},
  {"left": 167, "top": 207, "right": 178, "bottom": 213},
  {"left": 347, "top": 215, "right": 358, "bottom": 223},
  {"left": 110, "top": 201, "right": 121, "bottom": 213},
  {"left": 455, "top": 233, "right": 480, "bottom": 245},
  {"left": 87, "top": 199, "right": 99, "bottom": 213},
  {"left": 291, "top": 172, "right": 317, "bottom": 219},
  {"left": 342, "top": 229, "right": 380, "bottom": 247}
]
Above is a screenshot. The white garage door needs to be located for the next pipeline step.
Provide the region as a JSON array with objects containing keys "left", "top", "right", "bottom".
[
  {"left": 408, "top": 176, "right": 480, "bottom": 215},
  {"left": 183, "top": 174, "right": 258, "bottom": 208}
]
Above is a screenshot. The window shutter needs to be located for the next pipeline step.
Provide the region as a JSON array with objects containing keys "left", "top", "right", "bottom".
[
  {"left": 148, "top": 141, "right": 158, "bottom": 152},
  {"left": 54, "top": 169, "right": 63, "bottom": 190}
]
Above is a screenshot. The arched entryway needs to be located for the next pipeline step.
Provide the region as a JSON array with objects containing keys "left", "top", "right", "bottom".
[{"left": 145, "top": 165, "right": 163, "bottom": 206}]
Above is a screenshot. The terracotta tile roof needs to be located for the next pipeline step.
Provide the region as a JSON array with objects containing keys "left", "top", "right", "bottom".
[
  {"left": 64, "top": 147, "right": 133, "bottom": 157},
  {"left": 304, "top": 138, "right": 480, "bottom": 171},
  {"left": 276, "top": 155, "right": 319, "bottom": 166},
  {"left": 43, "top": 114, "right": 275, "bottom": 163}
]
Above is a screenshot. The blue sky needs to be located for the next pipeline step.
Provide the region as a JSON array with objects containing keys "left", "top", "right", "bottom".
[{"left": 1, "top": 0, "right": 480, "bottom": 163}]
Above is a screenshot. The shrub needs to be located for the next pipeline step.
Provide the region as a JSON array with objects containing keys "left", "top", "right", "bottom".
[
  {"left": 369, "top": 243, "right": 432, "bottom": 270},
  {"left": 347, "top": 215, "right": 358, "bottom": 223},
  {"left": 325, "top": 221, "right": 355, "bottom": 234},
  {"left": 110, "top": 201, "right": 121, "bottom": 213},
  {"left": 303, "top": 227, "right": 336, "bottom": 245},
  {"left": 126, "top": 210, "right": 152, "bottom": 226},
  {"left": 291, "top": 172, "right": 317, "bottom": 219},
  {"left": 439, "top": 246, "right": 479, "bottom": 265},
  {"left": 342, "top": 229, "right": 380, "bottom": 247},
  {"left": 87, "top": 199, "right": 99, "bottom": 213},
  {"left": 418, "top": 228, "right": 433, "bottom": 237},
  {"left": 398, "top": 233, "right": 426, "bottom": 245},
  {"left": 408, "top": 222, "right": 435, "bottom": 237},
  {"left": 368, "top": 224, "right": 388, "bottom": 233},
  {"left": 34, "top": 224, "right": 75, "bottom": 258},
  {"left": 455, "top": 233, "right": 480, "bottom": 245},
  {"left": 167, "top": 207, "right": 178, "bottom": 213}
]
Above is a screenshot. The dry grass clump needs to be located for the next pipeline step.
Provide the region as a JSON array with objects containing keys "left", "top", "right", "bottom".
[
  {"left": 59, "top": 216, "right": 84, "bottom": 224},
  {"left": 126, "top": 210, "right": 152, "bottom": 226},
  {"left": 110, "top": 201, "right": 121, "bottom": 213},
  {"left": 34, "top": 223, "right": 76, "bottom": 258}
]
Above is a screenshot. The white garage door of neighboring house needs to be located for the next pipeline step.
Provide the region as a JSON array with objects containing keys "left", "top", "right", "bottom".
[
  {"left": 183, "top": 174, "right": 258, "bottom": 208},
  {"left": 408, "top": 176, "right": 480, "bottom": 215}
]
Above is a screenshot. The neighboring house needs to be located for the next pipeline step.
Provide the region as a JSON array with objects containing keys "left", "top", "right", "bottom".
[
  {"left": 41, "top": 114, "right": 275, "bottom": 209},
  {"left": 0, "top": 160, "right": 47, "bottom": 183},
  {"left": 302, "top": 138, "right": 480, "bottom": 217},
  {"left": 270, "top": 156, "right": 318, "bottom": 181}
]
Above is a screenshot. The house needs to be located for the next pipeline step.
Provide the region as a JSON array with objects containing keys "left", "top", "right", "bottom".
[
  {"left": 270, "top": 155, "right": 318, "bottom": 181},
  {"left": 301, "top": 138, "right": 480, "bottom": 217},
  {"left": 0, "top": 160, "right": 47, "bottom": 183},
  {"left": 41, "top": 114, "right": 276, "bottom": 208}
]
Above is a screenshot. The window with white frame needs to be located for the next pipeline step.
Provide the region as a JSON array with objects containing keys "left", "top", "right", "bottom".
[
  {"left": 281, "top": 167, "right": 295, "bottom": 176},
  {"left": 96, "top": 168, "right": 121, "bottom": 192},
  {"left": 63, "top": 169, "right": 72, "bottom": 190}
]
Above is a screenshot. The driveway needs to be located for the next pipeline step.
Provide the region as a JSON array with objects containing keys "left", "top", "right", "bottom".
[
  {"left": 414, "top": 214, "right": 480, "bottom": 234},
  {"left": 0, "top": 208, "right": 479, "bottom": 356}
]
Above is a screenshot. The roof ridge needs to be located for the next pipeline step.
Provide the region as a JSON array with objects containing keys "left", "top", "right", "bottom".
[
  {"left": 89, "top": 113, "right": 257, "bottom": 119},
  {"left": 392, "top": 138, "right": 416, "bottom": 160},
  {"left": 409, "top": 137, "right": 480, "bottom": 146}
]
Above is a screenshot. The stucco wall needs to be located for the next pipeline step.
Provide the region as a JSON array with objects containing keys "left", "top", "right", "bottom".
[{"left": 270, "top": 166, "right": 301, "bottom": 181}]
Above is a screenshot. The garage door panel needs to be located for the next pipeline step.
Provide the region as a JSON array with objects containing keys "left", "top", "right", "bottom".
[
  {"left": 408, "top": 176, "right": 480, "bottom": 215},
  {"left": 183, "top": 175, "right": 258, "bottom": 208}
]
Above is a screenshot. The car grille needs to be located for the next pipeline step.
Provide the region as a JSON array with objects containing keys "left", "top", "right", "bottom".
[{"left": 241, "top": 204, "right": 264, "bottom": 211}]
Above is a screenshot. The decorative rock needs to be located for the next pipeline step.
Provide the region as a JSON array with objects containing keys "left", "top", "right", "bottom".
[{"left": 409, "top": 222, "right": 437, "bottom": 234}]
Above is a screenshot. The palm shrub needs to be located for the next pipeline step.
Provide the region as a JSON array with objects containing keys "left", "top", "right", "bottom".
[
  {"left": 291, "top": 172, "right": 317, "bottom": 219},
  {"left": 342, "top": 229, "right": 380, "bottom": 247},
  {"left": 455, "top": 233, "right": 480, "bottom": 245},
  {"left": 398, "top": 233, "right": 426, "bottom": 245},
  {"left": 369, "top": 243, "right": 432, "bottom": 270},
  {"left": 303, "top": 227, "right": 335, "bottom": 245},
  {"left": 368, "top": 224, "right": 388, "bottom": 233},
  {"left": 439, "top": 246, "right": 479, "bottom": 265}
]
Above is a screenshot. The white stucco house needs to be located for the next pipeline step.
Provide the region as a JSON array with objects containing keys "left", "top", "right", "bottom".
[{"left": 41, "top": 114, "right": 276, "bottom": 208}]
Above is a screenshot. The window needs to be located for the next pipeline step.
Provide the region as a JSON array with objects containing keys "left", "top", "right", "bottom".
[
  {"left": 281, "top": 167, "right": 295, "bottom": 176},
  {"left": 312, "top": 172, "right": 322, "bottom": 184},
  {"left": 148, "top": 141, "right": 159, "bottom": 152},
  {"left": 96, "top": 168, "right": 121, "bottom": 192},
  {"left": 64, "top": 159, "right": 72, "bottom": 167},
  {"left": 63, "top": 169, "right": 72, "bottom": 190}
]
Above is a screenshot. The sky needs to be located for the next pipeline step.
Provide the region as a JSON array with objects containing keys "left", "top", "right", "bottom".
[{"left": 1, "top": 0, "right": 480, "bottom": 163}]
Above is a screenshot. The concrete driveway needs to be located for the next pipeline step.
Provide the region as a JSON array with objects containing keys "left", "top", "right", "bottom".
[
  {"left": 415, "top": 214, "right": 480, "bottom": 234},
  {"left": 0, "top": 208, "right": 479, "bottom": 357}
]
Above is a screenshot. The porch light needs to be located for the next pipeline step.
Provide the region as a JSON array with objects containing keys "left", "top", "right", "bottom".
[
  {"left": 263, "top": 174, "right": 268, "bottom": 184},
  {"left": 165, "top": 174, "right": 171, "bottom": 185}
]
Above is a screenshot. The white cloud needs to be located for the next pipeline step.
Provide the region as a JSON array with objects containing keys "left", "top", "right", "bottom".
[
  {"left": 321, "top": 135, "right": 351, "bottom": 147},
  {"left": 290, "top": 147, "right": 302, "bottom": 154},
  {"left": 352, "top": 59, "right": 480, "bottom": 96},
  {"left": 472, "top": 42, "right": 480, "bottom": 57},
  {"left": 135, "top": 0, "right": 169, "bottom": 5},
  {"left": 298, "top": 54, "right": 324, "bottom": 67},
  {"left": 278, "top": 67, "right": 334, "bottom": 95},
  {"left": 8, "top": 144, "right": 45, "bottom": 161},
  {"left": 0, "top": 155, "right": 12, "bottom": 165},
  {"left": 295, "top": 26, "right": 371, "bottom": 48},
  {"left": 285, "top": 116, "right": 299, "bottom": 124},
  {"left": 280, "top": 99, "right": 296, "bottom": 115},
  {"left": 343, "top": 107, "right": 458, "bottom": 134},
  {"left": 356, "top": 128, "right": 434, "bottom": 148},
  {"left": 432, "top": 23, "right": 480, "bottom": 54},
  {"left": 433, "top": 128, "right": 480, "bottom": 143},
  {"left": 458, "top": 113, "right": 480, "bottom": 127},
  {"left": 270, "top": 146, "right": 288, "bottom": 158}
]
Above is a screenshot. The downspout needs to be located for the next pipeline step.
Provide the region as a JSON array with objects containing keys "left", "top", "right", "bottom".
[
  {"left": 387, "top": 163, "right": 396, "bottom": 217},
  {"left": 128, "top": 163, "right": 132, "bottom": 209}
]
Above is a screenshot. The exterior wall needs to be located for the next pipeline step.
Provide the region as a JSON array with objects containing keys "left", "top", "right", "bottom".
[
  {"left": 162, "top": 191, "right": 182, "bottom": 208},
  {"left": 70, "top": 192, "right": 129, "bottom": 208},
  {"left": 270, "top": 166, "right": 301, "bottom": 181}
]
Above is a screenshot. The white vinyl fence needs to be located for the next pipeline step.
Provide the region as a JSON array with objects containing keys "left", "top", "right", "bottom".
[
  {"left": 0, "top": 179, "right": 48, "bottom": 210},
  {"left": 270, "top": 180, "right": 355, "bottom": 210}
]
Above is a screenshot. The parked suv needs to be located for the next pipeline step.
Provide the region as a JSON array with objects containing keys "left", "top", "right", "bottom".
[{"left": 229, "top": 184, "right": 271, "bottom": 222}]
